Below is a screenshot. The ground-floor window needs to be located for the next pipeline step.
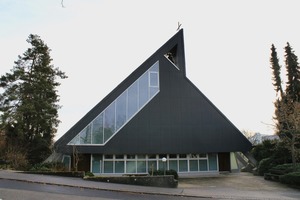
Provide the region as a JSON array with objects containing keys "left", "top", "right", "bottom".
[{"left": 91, "top": 153, "right": 218, "bottom": 174}]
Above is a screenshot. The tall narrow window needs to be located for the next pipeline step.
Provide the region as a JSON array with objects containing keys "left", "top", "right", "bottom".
[
  {"left": 92, "top": 113, "right": 104, "bottom": 144},
  {"left": 139, "top": 72, "right": 149, "bottom": 108},
  {"left": 127, "top": 82, "right": 138, "bottom": 120},
  {"left": 104, "top": 102, "right": 116, "bottom": 141},
  {"left": 116, "top": 91, "right": 127, "bottom": 130}
]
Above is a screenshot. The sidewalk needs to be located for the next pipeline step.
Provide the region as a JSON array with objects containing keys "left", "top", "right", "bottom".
[{"left": 0, "top": 170, "right": 300, "bottom": 200}]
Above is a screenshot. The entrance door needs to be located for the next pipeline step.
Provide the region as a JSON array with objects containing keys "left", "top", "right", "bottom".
[{"left": 218, "top": 152, "right": 230, "bottom": 172}]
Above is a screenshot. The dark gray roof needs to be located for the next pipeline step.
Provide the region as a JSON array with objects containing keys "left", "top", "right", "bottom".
[{"left": 55, "top": 29, "right": 252, "bottom": 154}]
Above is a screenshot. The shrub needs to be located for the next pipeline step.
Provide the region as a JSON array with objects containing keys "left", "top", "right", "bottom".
[
  {"left": 251, "top": 139, "right": 291, "bottom": 164},
  {"left": 258, "top": 158, "right": 276, "bottom": 176},
  {"left": 85, "top": 171, "right": 94, "bottom": 177},
  {"left": 30, "top": 162, "right": 67, "bottom": 172},
  {"left": 280, "top": 172, "right": 300, "bottom": 186},
  {"left": 272, "top": 163, "right": 300, "bottom": 174},
  {"left": 6, "top": 148, "right": 28, "bottom": 170}
]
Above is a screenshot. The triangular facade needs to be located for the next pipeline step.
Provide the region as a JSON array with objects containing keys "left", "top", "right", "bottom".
[{"left": 52, "top": 29, "right": 252, "bottom": 175}]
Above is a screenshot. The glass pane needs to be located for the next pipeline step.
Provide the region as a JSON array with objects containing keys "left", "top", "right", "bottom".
[
  {"left": 208, "top": 154, "right": 218, "bottom": 171},
  {"left": 126, "top": 161, "right": 136, "bottom": 173},
  {"left": 137, "top": 155, "right": 146, "bottom": 159},
  {"left": 104, "top": 102, "right": 115, "bottom": 142},
  {"left": 150, "top": 61, "right": 159, "bottom": 72},
  {"left": 116, "top": 91, "right": 127, "bottom": 130},
  {"left": 69, "top": 134, "right": 80, "bottom": 145},
  {"left": 137, "top": 161, "right": 146, "bottom": 173},
  {"left": 104, "top": 161, "right": 113, "bottom": 173},
  {"left": 115, "top": 155, "right": 124, "bottom": 159},
  {"left": 169, "top": 160, "right": 178, "bottom": 171},
  {"left": 148, "top": 154, "right": 156, "bottom": 159},
  {"left": 159, "top": 160, "right": 167, "bottom": 170},
  {"left": 169, "top": 154, "right": 177, "bottom": 159},
  {"left": 199, "top": 153, "right": 207, "bottom": 158},
  {"left": 127, "top": 81, "right": 138, "bottom": 119},
  {"left": 148, "top": 161, "right": 157, "bottom": 173},
  {"left": 126, "top": 154, "right": 135, "bottom": 159},
  {"left": 104, "top": 154, "right": 113, "bottom": 159},
  {"left": 149, "top": 72, "right": 158, "bottom": 87},
  {"left": 190, "top": 154, "right": 198, "bottom": 159},
  {"left": 115, "top": 161, "right": 124, "bottom": 173},
  {"left": 92, "top": 113, "right": 103, "bottom": 144},
  {"left": 189, "top": 160, "right": 198, "bottom": 171},
  {"left": 62, "top": 156, "right": 70, "bottom": 170},
  {"left": 150, "top": 87, "right": 159, "bottom": 98},
  {"left": 199, "top": 160, "right": 208, "bottom": 171},
  {"left": 138, "top": 72, "right": 149, "bottom": 109},
  {"left": 179, "top": 160, "right": 188, "bottom": 172},
  {"left": 80, "top": 124, "right": 91, "bottom": 144}
]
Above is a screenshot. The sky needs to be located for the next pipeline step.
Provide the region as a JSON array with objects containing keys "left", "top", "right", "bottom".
[{"left": 1, "top": 0, "right": 300, "bottom": 141}]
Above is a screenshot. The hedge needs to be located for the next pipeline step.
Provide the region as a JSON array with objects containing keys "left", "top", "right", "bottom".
[{"left": 279, "top": 172, "right": 300, "bottom": 186}]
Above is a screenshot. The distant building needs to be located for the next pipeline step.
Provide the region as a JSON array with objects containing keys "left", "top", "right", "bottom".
[{"left": 48, "top": 29, "right": 252, "bottom": 175}]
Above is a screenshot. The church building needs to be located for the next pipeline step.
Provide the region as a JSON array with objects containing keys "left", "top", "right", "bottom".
[{"left": 50, "top": 29, "right": 252, "bottom": 175}]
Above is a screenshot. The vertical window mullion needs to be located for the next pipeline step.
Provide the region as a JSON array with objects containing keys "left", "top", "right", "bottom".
[
  {"left": 137, "top": 78, "right": 140, "bottom": 110},
  {"left": 114, "top": 101, "right": 116, "bottom": 132},
  {"left": 148, "top": 71, "right": 150, "bottom": 99},
  {"left": 103, "top": 111, "right": 105, "bottom": 143}
]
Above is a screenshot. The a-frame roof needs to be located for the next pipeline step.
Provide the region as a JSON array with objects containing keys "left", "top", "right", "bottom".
[{"left": 55, "top": 29, "right": 252, "bottom": 154}]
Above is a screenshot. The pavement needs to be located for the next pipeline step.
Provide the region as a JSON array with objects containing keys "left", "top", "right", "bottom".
[{"left": 0, "top": 170, "right": 300, "bottom": 200}]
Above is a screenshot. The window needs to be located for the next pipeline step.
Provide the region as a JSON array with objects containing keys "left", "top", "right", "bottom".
[
  {"left": 189, "top": 160, "right": 198, "bottom": 171},
  {"left": 92, "top": 155, "right": 102, "bottom": 173},
  {"left": 104, "top": 161, "right": 113, "bottom": 173},
  {"left": 139, "top": 72, "right": 149, "bottom": 108},
  {"left": 208, "top": 154, "right": 218, "bottom": 171},
  {"left": 92, "top": 114, "right": 103, "bottom": 144},
  {"left": 116, "top": 92, "right": 127, "bottom": 130},
  {"left": 127, "top": 82, "right": 138, "bottom": 119},
  {"left": 179, "top": 160, "right": 188, "bottom": 172},
  {"left": 68, "top": 61, "right": 160, "bottom": 145},
  {"left": 199, "top": 160, "right": 208, "bottom": 171},
  {"left": 126, "top": 161, "right": 136, "bottom": 173},
  {"left": 104, "top": 102, "right": 116, "bottom": 141},
  {"left": 80, "top": 125, "right": 91, "bottom": 144},
  {"left": 115, "top": 161, "right": 124, "bottom": 173}
]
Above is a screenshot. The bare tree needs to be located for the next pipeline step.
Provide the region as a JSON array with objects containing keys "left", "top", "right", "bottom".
[
  {"left": 72, "top": 145, "right": 80, "bottom": 171},
  {"left": 277, "top": 99, "right": 300, "bottom": 171},
  {"left": 242, "top": 130, "right": 260, "bottom": 145}
]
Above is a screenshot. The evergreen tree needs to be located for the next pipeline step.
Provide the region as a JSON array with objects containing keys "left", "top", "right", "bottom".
[
  {"left": 270, "top": 44, "right": 283, "bottom": 96},
  {"left": 0, "top": 34, "right": 67, "bottom": 165},
  {"left": 285, "top": 42, "right": 300, "bottom": 102}
]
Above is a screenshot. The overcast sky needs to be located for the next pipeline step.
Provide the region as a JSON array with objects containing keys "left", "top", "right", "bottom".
[{"left": 1, "top": 0, "right": 300, "bottom": 141}]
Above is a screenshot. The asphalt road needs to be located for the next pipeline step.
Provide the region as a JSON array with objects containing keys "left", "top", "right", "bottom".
[{"left": 0, "top": 179, "right": 209, "bottom": 200}]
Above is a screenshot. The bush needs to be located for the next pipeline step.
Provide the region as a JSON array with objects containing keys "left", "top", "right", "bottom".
[
  {"left": 85, "top": 175, "right": 178, "bottom": 188},
  {"left": 85, "top": 171, "right": 94, "bottom": 177},
  {"left": 258, "top": 158, "right": 276, "bottom": 176},
  {"left": 280, "top": 172, "right": 300, "bottom": 186},
  {"left": 6, "top": 148, "right": 28, "bottom": 170},
  {"left": 272, "top": 163, "right": 300, "bottom": 174},
  {"left": 251, "top": 139, "right": 291, "bottom": 164},
  {"left": 30, "top": 162, "right": 67, "bottom": 172}
]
